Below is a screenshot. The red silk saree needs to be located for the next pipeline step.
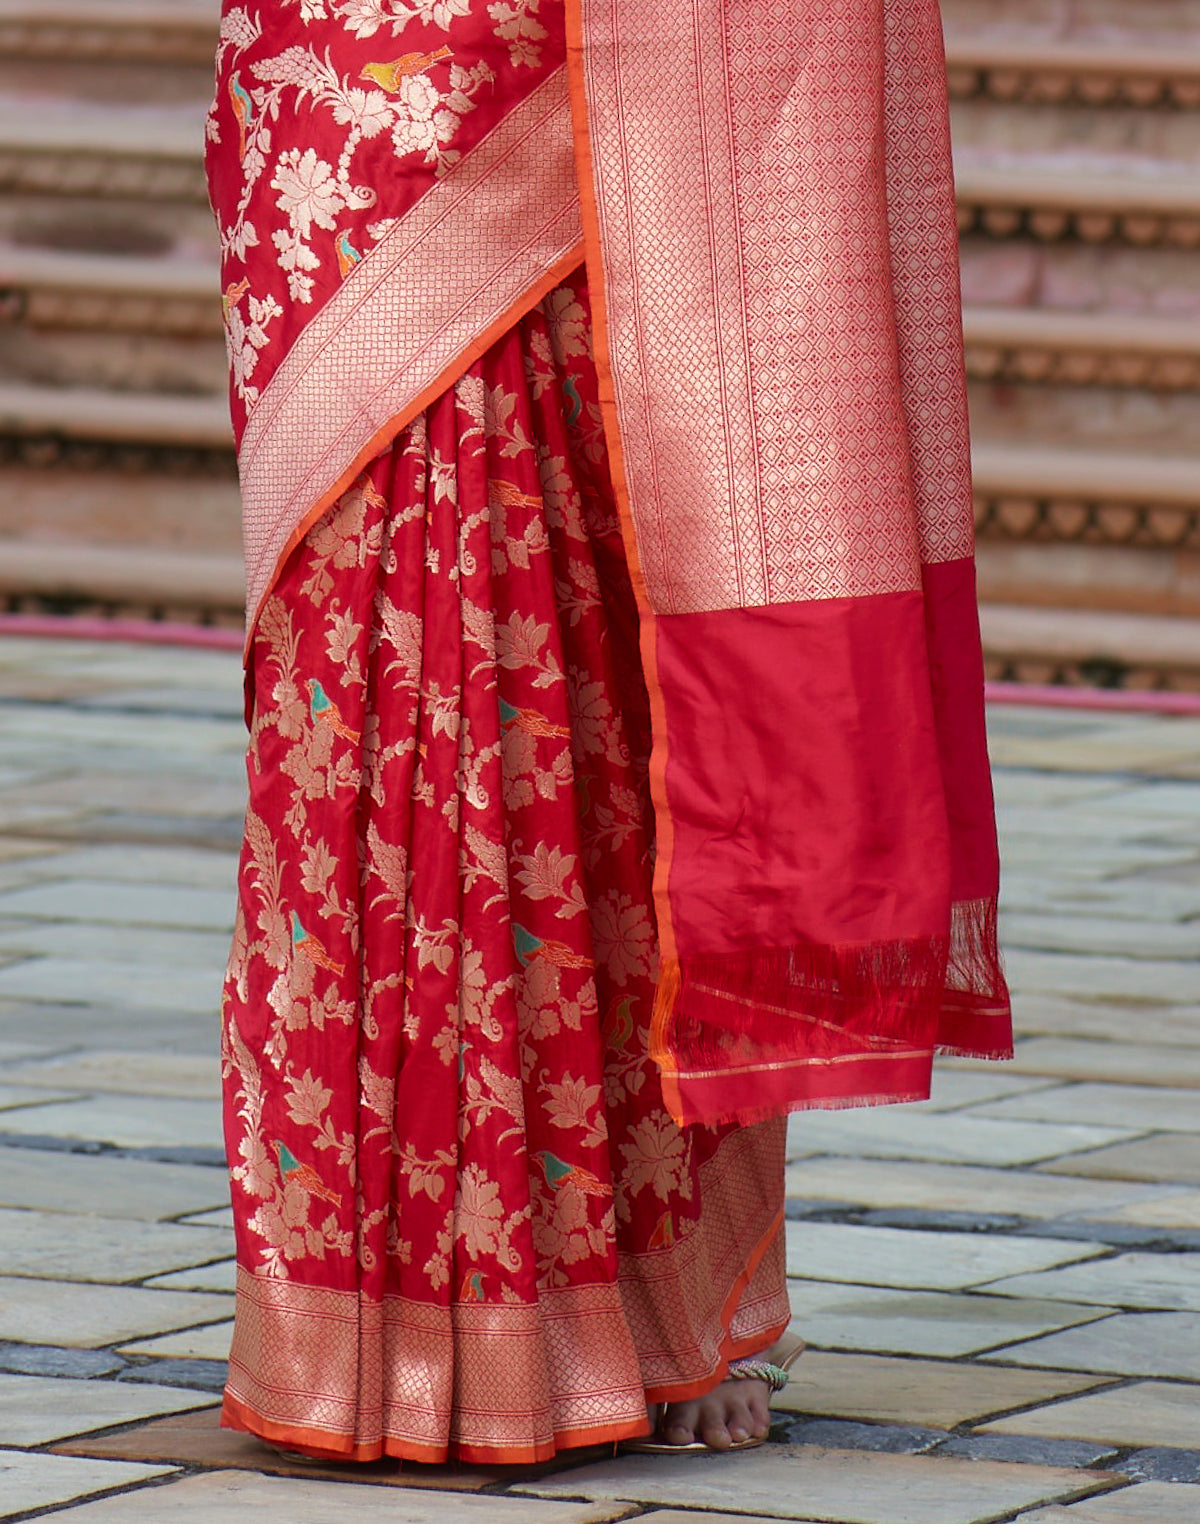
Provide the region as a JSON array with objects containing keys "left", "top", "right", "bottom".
[{"left": 209, "top": 0, "right": 1010, "bottom": 1464}]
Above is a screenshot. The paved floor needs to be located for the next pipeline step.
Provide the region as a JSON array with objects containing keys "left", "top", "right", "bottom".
[{"left": 0, "top": 633, "right": 1198, "bottom": 1523}]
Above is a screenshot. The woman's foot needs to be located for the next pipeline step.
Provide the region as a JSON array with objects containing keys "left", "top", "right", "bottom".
[{"left": 657, "top": 1373, "right": 771, "bottom": 1449}]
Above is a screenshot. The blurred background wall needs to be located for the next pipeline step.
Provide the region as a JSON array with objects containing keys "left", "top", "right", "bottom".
[{"left": 0, "top": 0, "right": 1198, "bottom": 687}]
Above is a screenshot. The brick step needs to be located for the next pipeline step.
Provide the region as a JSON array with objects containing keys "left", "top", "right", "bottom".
[{"left": 980, "top": 602, "right": 1200, "bottom": 691}]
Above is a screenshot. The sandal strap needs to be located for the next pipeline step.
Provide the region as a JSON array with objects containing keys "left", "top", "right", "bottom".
[{"left": 725, "top": 1355, "right": 792, "bottom": 1395}]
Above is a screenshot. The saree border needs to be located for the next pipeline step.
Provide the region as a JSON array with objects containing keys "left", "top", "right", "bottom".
[{"left": 237, "top": 66, "right": 584, "bottom": 649}]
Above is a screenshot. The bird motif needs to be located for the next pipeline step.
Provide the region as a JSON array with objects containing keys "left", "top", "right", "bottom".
[
  {"left": 360, "top": 46, "right": 452, "bottom": 94},
  {"left": 221, "top": 277, "right": 250, "bottom": 325},
  {"left": 562, "top": 375, "right": 584, "bottom": 427},
  {"left": 459, "top": 1270, "right": 486, "bottom": 1303},
  {"left": 228, "top": 71, "right": 254, "bottom": 161},
  {"left": 512, "top": 923, "right": 592, "bottom": 971},
  {"left": 498, "top": 697, "right": 570, "bottom": 740},
  {"left": 335, "top": 230, "right": 362, "bottom": 278},
  {"left": 274, "top": 1140, "right": 343, "bottom": 1207},
  {"left": 601, "top": 995, "right": 636, "bottom": 1053},
  {"left": 648, "top": 1210, "right": 675, "bottom": 1250},
  {"left": 533, "top": 1150, "right": 612, "bottom": 1199},
  {"left": 291, "top": 910, "right": 346, "bottom": 976},
  {"left": 306, "top": 678, "right": 362, "bottom": 744},
  {"left": 489, "top": 479, "right": 542, "bottom": 512}
]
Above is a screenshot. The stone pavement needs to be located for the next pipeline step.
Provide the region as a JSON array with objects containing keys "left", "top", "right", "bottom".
[{"left": 0, "top": 633, "right": 1197, "bottom": 1523}]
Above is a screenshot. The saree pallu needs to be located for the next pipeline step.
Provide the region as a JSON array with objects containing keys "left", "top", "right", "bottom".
[{"left": 209, "top": 0, "right": 1011, "bottom": 1464}]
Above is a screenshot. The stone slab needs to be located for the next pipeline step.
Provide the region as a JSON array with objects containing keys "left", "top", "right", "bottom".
[
  {"left": 786, "top": 1281, "right": 1110, "bottom": 1358},
  {"left": 1112, "top": 782, "right": 1200, "bottom": 818},
  {"left": 1001, "top": 915, "right": 1200, "bottom": 962},
  {"left": 988, "top": 720, "right": 1200, "bottom": 776},
  {"left": 0, "top": 956, "right": 223, "bottom": 1015},
  {"left": 516, "top": 1444, "right": 1109, "bottom": 1524},
  {"left": 775, "top": 1350, "right": 1102, "bottom": 1429},
  {"left": 179, "top": 1206, "right": 234, "bottom": 1229},
  {"left": 0, "top": 1208, "right": 230, "bottom": 1282},
  {"left": 1104, "top": 1193, "right": 1200, "bottom": 1230},
  {"left": 979, "top": 1084, "right": 1200, "bottom": 1135},
  {"left": 981, "top": 1252, "right": 1200, "bottom": 1312},
  {"left": 0, "top": 1083, "right": 79, "bottom": 1111},
  {"left": 7, "top": 845, "right": 238, "bottom": 892},
  {"left": 784, "top": 1157, "right": 1176, "bottom": 1222},
  {"left": 0, "top": 879, "right": 234, "bottom": 931},
  {"left": 31, "top": 1471, "right": 638, "bottom": 1522},
  {"left": 0, "top": 1452, "right": 176, "bottom": 1519},
  {"left": 0, "top": 1372, "right": 214, "bottom": 1446},
  {"left": 119, "top": 1321, "right": 234, "bottom": 1360},
  {"left": 0, "top": 1276, "right": 233, "bottom": 1348},
  {"left": 982, "top": 1380, "right": 1200, "bottom": 1451},
  {"left": 1002, "top": 952, "right": 1200, "bottom": 1007},
  {"left": 785, "top": 1221, "right": 1100, "bottom": 1291},
  {"left": 787, "top": 1107, "right": 1134, "bottom": 1168},
  {"left": 914, "top": 1070, "right": 1059, "bottom": 1111},
  {"left": 1007, "top": 1039, "right": 1200, "bottom": 1090},
  {"left": 1040, "top": 1135, "right": 1200, "bottom": 1185},
  {"left": 0, "top": 922, "right": 231, "bottom": 970},
  {"left": 0, "top": 1000, "right": 215, "bottom": 1056},
  {"left": 147, "top": 1259, "right": 236, "bottom": 1294},
  {"left": 0, "top": 1093, "right": 222, "bottom": 1150},
  {"left": 0, "top": 1049, "right": 221, "bottom": 1101},
  {"left": 991, "top": 1311, "right": 1200, "bottom": 1380},
  {"left": 1009, "top": 997, "right": 1200, "bottom": 1048},
  {"left": 0, "top": 1147, "right": 228, "bottom": 1219},
  {"left": 0, "top": 704, "right": 242, "bottom": 760},
  {"left": 1019, "top": 1483, "right": 1200, "bottom": 1523}
]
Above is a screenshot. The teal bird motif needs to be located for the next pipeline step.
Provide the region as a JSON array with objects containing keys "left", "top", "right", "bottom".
[
  {"left": 562, "top": 374, "right": 583, "bottom": 426},
  {"left": 533, "top": 1150, "right": 611, "bottom": 1199},
  {"left": 459, "top": 1270, "right": 486, "bottom": 1303},
  {"left": 291, "top": 910, "right": 345, "bottom": 975},
  {"left": 228, "top": 71, "right": 254, "bottom": 161},
  {"left": 274, "top": 1140, "right": 342, "bottom": 1206},
  {"left": 511, "top": 923, "right": 591, "bottom": 971},
  {"left": 336, "top": 229, "right": 362, "bottom": 278},
  {"left": 498, "top": 697, "right": 570, "bottom": 739},
  {"left": 306, "top": 678, "right": 361, "bottom": 743}
]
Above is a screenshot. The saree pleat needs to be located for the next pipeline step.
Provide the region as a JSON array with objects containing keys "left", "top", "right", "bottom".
[{"left": 221, "top": 275, "right": 789, "bottom": 1463}]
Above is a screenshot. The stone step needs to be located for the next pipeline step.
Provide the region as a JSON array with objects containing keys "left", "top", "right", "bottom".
[
  {"left": 955, "top": 162, "right": 1200, "bottom": 249},
  {"left": 0, "top": 381, "right": 231, "bottom": 450},
  {"left": 941, "top": 0, "right": 1200, "bottom": 48},
  {"left": 0, "top": 246, "right": 219, "bottom": 334},
  {"left": 980, "top": 601, "right": 1200, "bottom": 691},
  {"left": 948, "top": 37, "right": 1200, "bottom": 109},
  {"left": 0, "top": 537, "right": 243, "bottom": 622},
  {"left": 0, "top": 0, "right": 215, "bottom": 106},
  {"left": 972, "top": 441, "right": 1200, "bottom": 627}
]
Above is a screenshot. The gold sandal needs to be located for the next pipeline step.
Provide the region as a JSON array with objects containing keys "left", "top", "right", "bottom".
[{"left": 622, "top": 1329, "right": 805, "bottom": 1454}]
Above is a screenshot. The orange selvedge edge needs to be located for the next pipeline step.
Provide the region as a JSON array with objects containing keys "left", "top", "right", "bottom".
[{"left": 563, "top": 0, "right": 683, "bottom": 1114}]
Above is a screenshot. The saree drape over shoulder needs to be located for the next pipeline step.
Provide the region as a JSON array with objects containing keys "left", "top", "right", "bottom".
[{"left": 208, "top": 0, "right": 1010, "bottom": 1463}]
